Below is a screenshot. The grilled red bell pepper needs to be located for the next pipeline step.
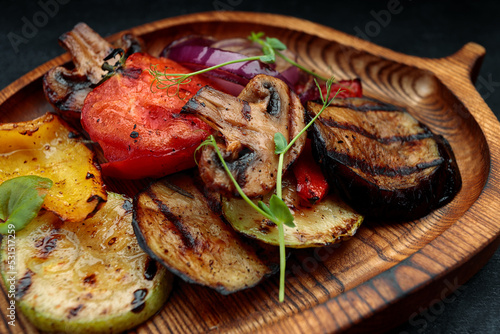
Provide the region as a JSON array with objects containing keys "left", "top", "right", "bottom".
[
  {"left": 292, "top": 139, "right": 329, "bottom": 207},
  {"left": 323, "top": 78, "right": 363, "bottom": 99}
]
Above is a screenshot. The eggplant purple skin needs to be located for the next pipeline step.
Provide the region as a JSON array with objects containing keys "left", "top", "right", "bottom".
[{"left": 308, "top": 105, "right": 462, "bottom": 222}]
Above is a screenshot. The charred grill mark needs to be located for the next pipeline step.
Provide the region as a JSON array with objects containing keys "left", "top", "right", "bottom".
[
  {"left": 131, "top": 288, "right": 148, "bottom": 313},
  {"left": 67, "top": 304, "right": 84, "bottom": 318},
  {"left": 86, "top": 194, "right": 101, "bottom": 203},
  {"left": 330, "top": 97, "right": 402, "bottom": 112},
  {"left": 122, "top": 199, "right": 133, "bottom": 213},
  {"left": 83, "top": 273, "right": 97, "bottom": 286},
  {"left": 241, "top": 101, "right": 252, "bottom": 121},
  {"left": 16, "top": 270, "right": 34, "bottom": 299},
  {"left": 318, "top": 117, "right": 433, "bottom": 144},
  {"left": 122, "top": 67, "right": 142, "bottom": 79},
  {"left": 226, "top": 148, "right": 255, "bottom": 187},
  {"left": 144, "top": 258, "right": 158, "bottom": 280},
  {"left": 265, "top": 85, "right": 281, "bottom": 116},
  {"left": 181, "top": 97, "right": 202, "bottom": 114},
  {"left": 160, "top": 180, "right": 194, "bottom": 199},
  {"left": 35, "top": 233, "right": 60, "bottom": 258},
  {"left": 329, "top": 151, "right": 444, "bottom": 176},
  {"left": 146, "top": 188, "right": 196, "bottom": 249}
]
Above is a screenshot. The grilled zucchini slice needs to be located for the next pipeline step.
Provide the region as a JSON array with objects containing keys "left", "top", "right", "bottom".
[
  {"left": 0, "top": 192, "right": 172, "bottom": 334},
  {"left": 223, "top": 174, "right": 364, "bottom": 248}
]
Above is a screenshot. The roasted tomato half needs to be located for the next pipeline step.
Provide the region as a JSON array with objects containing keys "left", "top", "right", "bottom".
[{"left": 81, "top": 53, "right": 214, "bottom": 179}]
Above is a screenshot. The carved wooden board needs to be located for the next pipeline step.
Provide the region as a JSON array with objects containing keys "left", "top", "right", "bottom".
[{"left": 1, "top": 11, "right": 499, "bottom": 333}]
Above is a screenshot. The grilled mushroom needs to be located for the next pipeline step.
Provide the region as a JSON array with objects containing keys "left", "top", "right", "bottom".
[
  {"left": 182, "top": 74, "right": 306, "bottom": 197},
  {"left": 42, "top": 23, "right": 143, "bottom": 127}
]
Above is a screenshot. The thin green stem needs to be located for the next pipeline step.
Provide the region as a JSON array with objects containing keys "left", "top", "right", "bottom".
[
  {"left": 204, "top": 135, "right": 289, "bottom": 302},
  {"left": 149, "top": 55, "right": 264, "bottom": 91},
  {"left": 276, "top": 153, "right": 285, "bottom": 199},
  {"left": 278, "top": 222, "right": 286, "bottom": 302},
  {"left": 276, "top": 50, "right": 329, "bottom": 82},
  {"left": 206, "top": 137, "right": 274, "bottom": 221},
  {"left": 194, "top": 66, "right": 338, "bottom": 303}
]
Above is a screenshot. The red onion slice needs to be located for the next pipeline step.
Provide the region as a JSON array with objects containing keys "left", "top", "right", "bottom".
[
  {"left": 160, "top": 35, "right": 217, "bottom": 57},
  {"left": 165, "top": 45, "right": 294, "bottom": 89},
  {"left": 159, "top": 35, "right": 350, "bottom": 103}
]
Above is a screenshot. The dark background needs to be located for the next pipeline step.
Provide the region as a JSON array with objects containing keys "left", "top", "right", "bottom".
[{"left": 1, "top": 0, "right": 499, "bottom": 333}]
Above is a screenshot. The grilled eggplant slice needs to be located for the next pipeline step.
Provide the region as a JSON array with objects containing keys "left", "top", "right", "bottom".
[
  {"left": 0, "top": 112, "right": 106, "bottom": 222},
  {"left": 307, "top": 98, "right": 462, "bottom": 220},
  {"left": 223, "top": 173, "right": 363, "bottom": 248},
  {"left": 133, "top": 172, "right": 277, "bottom": 294},
  {"left": 182, "top": 74, "right": 306, "bottom": 197},
  {"left": 0, "top": 192, "right": 173, "bottom": 334}
]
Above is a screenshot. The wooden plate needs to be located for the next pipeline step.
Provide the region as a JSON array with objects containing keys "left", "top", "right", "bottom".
[{"left": 1, "top": 11, "right": 500, "bottom": 334}]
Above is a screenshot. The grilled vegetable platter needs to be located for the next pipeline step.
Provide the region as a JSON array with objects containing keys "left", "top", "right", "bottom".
[{"left": 1, "top": 11, "right": 499, "bottom": 334}]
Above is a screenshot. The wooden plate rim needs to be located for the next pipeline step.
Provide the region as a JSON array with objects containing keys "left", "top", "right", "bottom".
[{"left": 1, "top": 10, "right": 500, "bottom": 333}]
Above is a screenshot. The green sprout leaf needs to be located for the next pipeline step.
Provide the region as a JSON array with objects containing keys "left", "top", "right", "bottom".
[
  {"left": 268, "top": 194, "right": 295, "bottom": 228},
  {"left": 266, "top": 37, "right": 287, "bottom": 51},
  {"left": 259, "top": 54, "right": 275, "bottom": 63},
  {"left": 0, "top": 175, "right": 53, "bottom": 234},
  {"left": 257, "top": 201, "right": 274, "bottom": 217},
  {"left": 274, "top": 132, "right": 288, "bottom": 154},
  {"left": 248, "top": 31, "right": 265, "bottom": 42}
]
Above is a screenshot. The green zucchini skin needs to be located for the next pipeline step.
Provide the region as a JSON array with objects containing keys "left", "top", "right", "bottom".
[
  {"left": 223, "top": 174, "right": 364, "bottom": 248},
  {"left": 0, "top": 192, "right": 173, "bottom": 334}
]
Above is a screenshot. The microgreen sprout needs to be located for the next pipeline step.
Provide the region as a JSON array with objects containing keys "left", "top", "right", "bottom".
[
  {"left": 196, "top": 77, "right": 339, "bottom": 302},
  {"left": 149, "top": 54, "right": 272, "bottom": 97},
  {"left": 149, "top": 32, "right": 330, "bottom": 95},
  {"left": 247, "top": 32, "right": 330, "bottom": 82}
]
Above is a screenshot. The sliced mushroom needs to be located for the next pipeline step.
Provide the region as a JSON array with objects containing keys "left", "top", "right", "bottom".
[
  {"left": 182, "top": 74, "right": 306, "bottom": 197},
  {"left": 42, "top": 23, "right": 143, "bottom": 127}
]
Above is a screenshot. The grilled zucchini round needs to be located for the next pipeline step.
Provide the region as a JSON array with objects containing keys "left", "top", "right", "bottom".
[
  {"left": 0, "top": 192, "right": 173, "bottom": 334},
  {"left": 223, "top": 174, "right": 364, "bottom": 248}
]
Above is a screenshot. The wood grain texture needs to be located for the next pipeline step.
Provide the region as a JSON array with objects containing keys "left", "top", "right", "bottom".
[{"left": 1, "top": 11, "right": 499, "bottom": 334}]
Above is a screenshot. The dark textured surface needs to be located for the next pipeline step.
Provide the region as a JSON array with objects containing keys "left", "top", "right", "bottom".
[{"left": 1, "top": 1, "right": 499, "bottom": 333}]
